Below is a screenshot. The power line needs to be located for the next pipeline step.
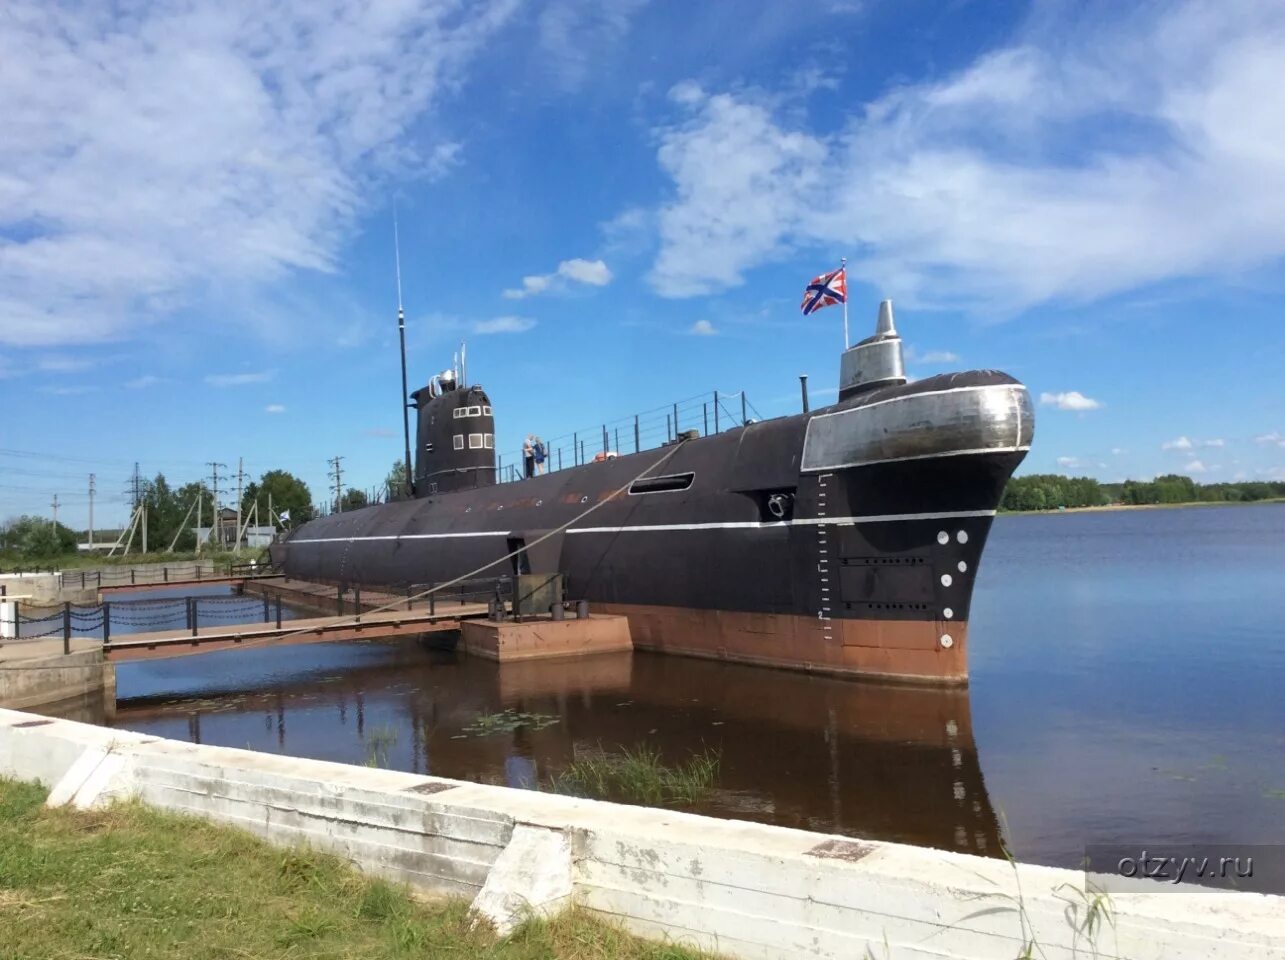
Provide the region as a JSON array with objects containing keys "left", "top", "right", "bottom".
[{"left": 88, "top": 474, "right": 95, "bottom": 547}]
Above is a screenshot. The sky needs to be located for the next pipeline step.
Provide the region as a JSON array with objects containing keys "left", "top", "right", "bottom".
[{"left": 2, "top": 0, "right": 1284, "bottom": 529}]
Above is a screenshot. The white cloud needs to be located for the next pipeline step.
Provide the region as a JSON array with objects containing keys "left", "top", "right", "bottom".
[
  {"left": 905, "top": 347, "right": 959, "bottom": 364},
  {"left": 1111, "top": 447, "right": 1126, "bottom": 455},
  {"left": 125, "top": 375, "right": 162, "bottom": 389},
  {"left": 557, "top": 258, "right": 612, "bottom": 286},
  {"left": 1254, "top": 431, "right": 1285, "bottom": 447},
  {"left": 39, "top": 385, "right": 97, "bottom": 396},
  {"left": 502, "top": 259, "right": 612, "bottom": 299},
  {"left": 689, "top": 320, "right": 718, "bottom": 336},
  {"left": 1162, "top": 435, "right": 1224, "bottom": 451},
  {"left": 0, "top": 0, "right": 518, "bottom": 347},
  {"left": 1184, "top": 459, "right": 1208, "bottom": 473},
  {"left": 642, "top": 2, "right": 1285, "bottom": 310},
  {"left": 1056, "top": 455, "right": 1105, "bottom": 470},
  {"left": 264, "top": 404, "right": 286, "bottom": 414},
  {"left": 1040, "top": 391, "right": 1102, "bottom": 411},
  {"left": 503, "top": 275, "right": 552, "bottom": 299},
  {"left": 37, "top": 355, "right": 97, "bottom": 373},
  {"left": 600, "top": 206, "right": 655, "bottom": 258},
  {"left": 205, "top": 371, "right": 272, "bottom": 387},
  {"left": 472, "top": 315, "right": 536, "bottom": 335},
  {"left": 537, "top": 0, "right": 649, "bottom": 92}
]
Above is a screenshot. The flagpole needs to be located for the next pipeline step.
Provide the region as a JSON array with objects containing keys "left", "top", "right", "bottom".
[{"left": 841, "top": 257, "right": 849, "bottom": 349}]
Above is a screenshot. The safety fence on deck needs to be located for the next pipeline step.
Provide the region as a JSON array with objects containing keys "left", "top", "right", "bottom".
[
  {"left": 492, "top": 389, "right": 766, "bottom": 484},
  {"left": 375, "top": 390, "right": 771, "bottom": 500}
]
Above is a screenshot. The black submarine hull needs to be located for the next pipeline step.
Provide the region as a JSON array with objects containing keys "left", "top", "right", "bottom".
[{"left": 274, "top": 371, "right": 1033, "bottom": 683}]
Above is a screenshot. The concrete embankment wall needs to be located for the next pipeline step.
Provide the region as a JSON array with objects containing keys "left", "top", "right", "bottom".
[
  {"left": 1, "top": 573, "right": 95, "bottom": 605},
  {"left": 1, "top": 561, "right": 221, "bottom": 605},
  {"left": 0, "top": 643, "right": 114, "bottom": 716},
  {"left": 1, "top": 707, "right": 1281, "bottom": 960}
]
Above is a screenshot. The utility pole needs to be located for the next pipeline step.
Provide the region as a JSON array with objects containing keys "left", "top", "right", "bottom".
[
  {"left": 207, "top": 461, "right": 226, "bottom": 549},
  {"left": 329, "top": 456, "right": 345, "bottom": 513},
  {"left": 88, "top": 474, "right": 96, "bottom": 547},
  {"left": 234, "top": 457, "right": 245, "bottom": 555},
  {"left": 50, "top": 493, "right": 59, "bottom": 528},
  {"left": 128, "top": 461, "right": 148, "bottom": 553},
  {"left": 196, "top": 483, "right": 204, "bottom": 555}
]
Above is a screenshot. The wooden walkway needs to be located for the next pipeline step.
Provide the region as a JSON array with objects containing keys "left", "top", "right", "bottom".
[{"left": 99, "top": 604, "right": 492, "bottom": 662}]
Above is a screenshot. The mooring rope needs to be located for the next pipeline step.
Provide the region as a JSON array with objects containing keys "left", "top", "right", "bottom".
[
  {"left": 187, "top": 439, "right": 693, "bottom": 655},
  {"left": 0, "top": 441, "right": 692, "bottom": 672}
]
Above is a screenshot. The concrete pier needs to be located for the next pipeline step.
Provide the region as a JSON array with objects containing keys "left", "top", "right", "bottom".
[
  {"left": 2, "top": 706, "right": 1282, "bottom": 959},
  {"left": 461, "top": 614, "right": 633, "bottom": 661},
  {"left": 0, "top": 639, "right": 114, "bottom": 718}
]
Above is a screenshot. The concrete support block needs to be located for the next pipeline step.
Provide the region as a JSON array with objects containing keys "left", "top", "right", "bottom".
[
  {"left": 461, "top": 614, "right": 632, "bottom": 662},
  {"left": 470, "top": 824, "right": 574, "bottom": 936},
  {"left": 0, "top": 643, "right": 110, "bottom": 712}
]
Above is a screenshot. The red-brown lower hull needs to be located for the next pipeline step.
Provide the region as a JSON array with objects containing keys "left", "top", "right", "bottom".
[{"left": 592, "top": 602, "right": 968, "bottom": 684}]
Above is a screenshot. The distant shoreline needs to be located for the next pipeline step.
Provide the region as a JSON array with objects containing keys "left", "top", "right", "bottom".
[{"left": 1001, "top": 498, "right": 1285, "bottom": 517}]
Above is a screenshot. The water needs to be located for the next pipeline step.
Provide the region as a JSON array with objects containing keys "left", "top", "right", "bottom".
[{"left": 106, "top": 504, "right": 1285, "bottom": 872}]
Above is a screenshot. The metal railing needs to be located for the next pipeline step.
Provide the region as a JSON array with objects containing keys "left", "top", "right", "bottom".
[
  {"left": 7, "top": 592, "right": 295, "bottom": 651},
  {"left": 494, "top": 389, "right": 765, "bottom": 483},
  {"left": 366, "top": 576, "right": 513, "bottom": 617}
]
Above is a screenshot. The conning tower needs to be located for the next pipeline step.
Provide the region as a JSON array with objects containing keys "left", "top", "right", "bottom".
[
  {"left": 410, "top": 369, "right": 497, "bottom": 496},
  {"left": 838, "top": 299, "right": 907, "bottom": 400}
]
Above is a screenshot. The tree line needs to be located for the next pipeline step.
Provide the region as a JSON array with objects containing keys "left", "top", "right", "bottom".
[
  {"left": 1, "top": 468, "right": 316, "bottom": 563},
  {"left": 1002, "top": 473, "right": 1285, "bottom": 511}
]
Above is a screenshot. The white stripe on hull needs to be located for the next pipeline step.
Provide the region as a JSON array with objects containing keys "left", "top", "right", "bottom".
[{"left": 288, "top": 509, "right": 996, "bottom": 544}]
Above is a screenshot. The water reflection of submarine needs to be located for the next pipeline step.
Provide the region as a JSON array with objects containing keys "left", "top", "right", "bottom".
[
  {"left": 426, "top": 653, "right": 1003, "bottom": 858},
  {"left": 113, "top": 649, "right": 1003, "bottom": 858}
]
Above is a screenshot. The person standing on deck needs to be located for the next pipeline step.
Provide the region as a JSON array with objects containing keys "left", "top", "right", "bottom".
[
  {"left": 533, "top": 436, "right": 547, "bottom": 474},
  {"left": 522, "top": 436, "right": 535, "bottom": 479}
]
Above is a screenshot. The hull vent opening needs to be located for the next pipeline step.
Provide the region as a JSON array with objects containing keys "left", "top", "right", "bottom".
[{"left": 629, "top": 472, "right": 695, "bottom": 495}]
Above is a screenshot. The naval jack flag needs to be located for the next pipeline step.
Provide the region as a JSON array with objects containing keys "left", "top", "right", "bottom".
[
  {"left": 801, "top": 259, "right": 852, "bottom": 347},
  {"left": 800, "top": 265, "right": 847, "bottom": 316}
]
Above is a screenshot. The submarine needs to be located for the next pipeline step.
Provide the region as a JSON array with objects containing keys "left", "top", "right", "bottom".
[{"left": 273, "top": 300, "right": 1033, "bottom": 683}]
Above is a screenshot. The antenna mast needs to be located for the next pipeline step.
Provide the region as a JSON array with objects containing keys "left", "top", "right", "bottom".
[{"left": 394, "top": 210, "right": 414, "bottom": 498}]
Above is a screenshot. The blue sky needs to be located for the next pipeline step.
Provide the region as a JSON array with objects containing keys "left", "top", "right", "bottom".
[{"left": 2, "top": 0, "right": 1284, "bottom": 528}]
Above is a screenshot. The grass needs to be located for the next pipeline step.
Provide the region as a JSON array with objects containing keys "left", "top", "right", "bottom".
[
  {"left": 550, "top": 744, "right": 720, "bottom": 807},
  {"left": 0, "top": 777, "right": 710, "bottom": 960},
  {"left": 364, "top": 724, "right": 399, "bottom": 767}
]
